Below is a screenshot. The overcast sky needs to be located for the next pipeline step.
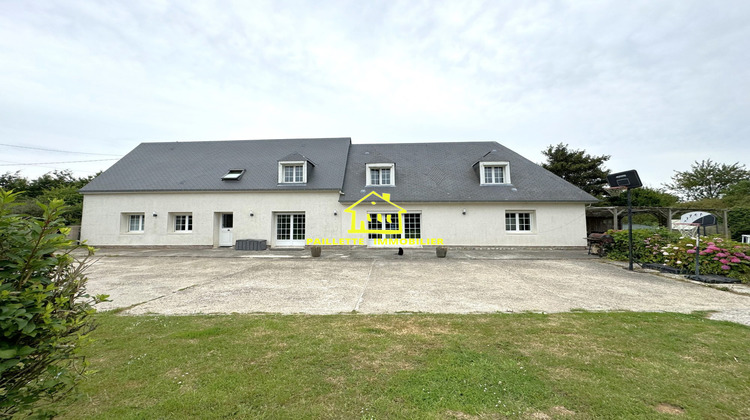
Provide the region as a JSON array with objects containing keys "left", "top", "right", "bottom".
[{"left": 1, "top": 1, "right": 748, "bottom": 188}]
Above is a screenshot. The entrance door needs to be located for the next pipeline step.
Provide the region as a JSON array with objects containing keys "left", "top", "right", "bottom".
[
  {"left": 276, "top": 213, "right": 305, "bottom": 247},
  {"left": 219, "top": 213, "right": 234, "bottom": 246}
]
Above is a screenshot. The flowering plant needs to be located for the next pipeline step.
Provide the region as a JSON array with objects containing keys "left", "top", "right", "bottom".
[{"left": 606, "top": 229, "right": 750, "bottom": 283}]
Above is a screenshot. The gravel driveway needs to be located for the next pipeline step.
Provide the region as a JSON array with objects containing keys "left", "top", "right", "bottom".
[{"left": 83, "top": 247, "right": 750, "bottom": 325}]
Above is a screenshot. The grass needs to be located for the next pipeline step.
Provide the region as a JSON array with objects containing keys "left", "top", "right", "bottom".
[{"left": 50, "top": 312, "right": 750, "bottom": 419}]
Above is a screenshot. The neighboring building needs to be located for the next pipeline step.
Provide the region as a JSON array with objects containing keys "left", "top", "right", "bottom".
[{"left": 80, "top": 138, "right": 597, "bottom": 248}]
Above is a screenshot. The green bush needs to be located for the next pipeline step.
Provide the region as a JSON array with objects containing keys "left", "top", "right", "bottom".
[
  {"left": 728, "top": 207, "right": 750, "bottom": 242},
  {"left": 0, "top": 190, "right": 106, "bottom": 417},
  {"left": 605, "top": 228, "right": 681, "bottom": 263},
  {"left": 606, "top": 227, "right": 750, "bottom": 283}
]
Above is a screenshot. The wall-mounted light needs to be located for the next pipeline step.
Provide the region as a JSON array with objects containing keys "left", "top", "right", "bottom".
[
  {"left": 333, "top": 210, "right": 338, "bottom": 216},
  {"left": 250, "top": 211, "right": 254, "bottom": 217},
  {"left": 462, "top": 208, "right": 466, "bottom": 215},
  {"left": 152, "top": 212, "right": 158, "bottom": 217}
]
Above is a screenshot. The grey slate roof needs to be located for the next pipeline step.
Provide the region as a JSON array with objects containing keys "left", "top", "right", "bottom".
[
  {"left": 279, "top": 152, "right": 316, "bottom": 165},
  {"left": 81, "top": 138, "right": 597, "bottom": 203},
  {"left": 339, "top": 142, "right": 598, "bottom": 203},
  {"left": 80, "top": 138, "right": 351, "bottom": 193}
]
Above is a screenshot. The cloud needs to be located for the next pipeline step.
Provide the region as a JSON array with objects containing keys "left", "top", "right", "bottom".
[{"left": 0, "top": 0, "right": 748, "bottom": 184}]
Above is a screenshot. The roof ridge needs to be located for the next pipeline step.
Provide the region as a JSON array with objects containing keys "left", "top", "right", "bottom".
[
  {"left": 352, "top": 141, "right": 501, "bottom": 146},
  {"left": 138, "top": 137, "right": 353, "bottom": 145}
]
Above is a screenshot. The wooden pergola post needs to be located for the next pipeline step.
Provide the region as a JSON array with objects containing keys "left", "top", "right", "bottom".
[{"left": 724, "top": 209, "right": 729, "bottom": 239}]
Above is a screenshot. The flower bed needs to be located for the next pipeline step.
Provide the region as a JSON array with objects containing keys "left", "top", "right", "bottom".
[{"left": 606, "top": 228, "right": 750, "bottom": 283}]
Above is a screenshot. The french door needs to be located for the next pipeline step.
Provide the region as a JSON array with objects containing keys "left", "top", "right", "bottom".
[
  {"left": 367, "top": 212, "right": 403, "bottom": 246},
  {"left": 276, "top": 213, "right": 306, "bottom": 247}
]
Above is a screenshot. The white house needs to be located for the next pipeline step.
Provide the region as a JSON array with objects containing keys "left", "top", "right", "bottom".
[{"left": 80, "top": 138, "right": 597, "bottom": 248}]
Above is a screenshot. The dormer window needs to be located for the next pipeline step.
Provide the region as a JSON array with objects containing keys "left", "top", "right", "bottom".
[
  {"left": 366, "top": 163, "right": 395, "bottom": 186},
  {"left": 279, "top": 161, "right": 306, "bottom": 184},
  {"left": 479, "top": 162, "right": 510, "bottom": 185},
  {"left": 222, "top": 169, "right": 245, "bottom": 181}
]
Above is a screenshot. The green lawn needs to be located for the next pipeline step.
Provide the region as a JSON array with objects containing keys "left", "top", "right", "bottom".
[{"left": 50, "top": 312, "right": 750, "bottom": 419}]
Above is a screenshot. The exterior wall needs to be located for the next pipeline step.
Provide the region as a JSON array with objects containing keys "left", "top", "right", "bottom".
[
  {"left": 81, "top": 191, "right": 342, "bottom": 247},
  {"left": 82, "top": 192, "right": 588, "bottom": 247},
  {"left": 419, "top": 202, "right": 587, "bottom": 247},
  {"left": 337, "top": 201, "right": 588, "bottom": 247}
]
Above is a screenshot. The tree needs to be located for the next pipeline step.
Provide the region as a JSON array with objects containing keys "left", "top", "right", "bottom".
[
  {"left": 0, "top": 171, "right": 29, "bottom": 192},
  {"left": 0, "top": 170, "right": 95, "bottom": 225},
  {"left": 0, "top": 189, "right": 106, "bottom": 418},
  {"left": 26, "top": 170, "right": 92, "bottom": 199},
  {"left": 541, "top": 143, "right": 610, "bottom": 197},
  {"left": 722, "top": 180, "right": 750, "bottom": 208},
  {"left": 665, "top": 159, "right": 750, "bottom": 201},
  {"left": 728, "top": 208, "right": 750, "bottom": 242},
  {"left": 601, "top": 186, "right": 679, "bottom": 207}
]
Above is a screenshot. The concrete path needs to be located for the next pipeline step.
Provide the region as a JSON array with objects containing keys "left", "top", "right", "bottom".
[{"left": 82, "top": 247, "right": 750, "bottom": 325}]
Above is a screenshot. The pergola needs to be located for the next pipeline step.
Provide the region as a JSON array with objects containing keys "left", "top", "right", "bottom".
[{"left": 586, "top": 206, "right": 730, "bottom": 237}]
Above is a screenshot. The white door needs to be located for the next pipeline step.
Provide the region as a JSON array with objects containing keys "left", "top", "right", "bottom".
[
  {"left": 219, "top": 213, "right": 233, "bottom": 247},
  {"left": 276, "top": 213, "right": 305, "bottom": 247}
]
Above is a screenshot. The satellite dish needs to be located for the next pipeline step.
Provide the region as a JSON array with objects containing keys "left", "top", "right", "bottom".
[{"left": 680, "top": 211, "right": 717, "bottom": 226}]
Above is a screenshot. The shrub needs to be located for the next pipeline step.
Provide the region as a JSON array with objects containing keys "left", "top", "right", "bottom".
[
  {"left": 728, "top": 207, "right": 750, "bottom": 242},
  {"left": 606, "top": 227, "right": 750, "bottom": 283},
  {"left": 0, "top": 190, "right": 106, "bottom": 417},
  {"left": 605, "top": 228, "right": 681, "bottom": 263}
]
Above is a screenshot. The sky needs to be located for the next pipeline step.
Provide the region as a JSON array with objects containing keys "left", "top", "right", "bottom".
[{"left": 1, "top": 0, "right": 749, "bottom": 189}]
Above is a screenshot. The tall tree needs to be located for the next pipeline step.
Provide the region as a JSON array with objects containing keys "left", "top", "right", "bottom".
[
  {"left": 0, "top": 171, "right": 29, "bottom": 192},
  {"left": 541, "top": 143, "right": 610, "bottom": 196},
  {"left": 665, "top": 160, "right": 750, "bottom": 201},
  {"left": 722, "top": 180, "right": 750, "bottom": 208},
  {"left": 601, "top": 186, "right": 679, "bottom": 207},
  {"left": 26, "top": 170, "right": 89, "bottom": 198},
  {"left": 0, "top": 170, "right": 95, "bottom": 224}
]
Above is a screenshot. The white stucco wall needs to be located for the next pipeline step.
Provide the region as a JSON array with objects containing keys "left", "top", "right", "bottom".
[
  {"left": 338, "top": 201, "right": 588, "bottom": 247},
  {"left": 81, "top": 191, "right": 343, "bottom": 247},
  {"left": 82, "top": 192, "right": 588, "bottom": 247}
]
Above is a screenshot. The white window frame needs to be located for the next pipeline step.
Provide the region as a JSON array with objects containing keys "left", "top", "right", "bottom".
[
  {"left": 275, "top": 212, "right": 306, "bottom": 247},
  {"left": 505, "top": 211, "right": 534, "bottom": 233},
  {"left": 172, "top": 213, "right": 193, "bottom": 233},
  {"left": 480, "top": 162, "right": 510, "bottom": 185},
  {"left": 128, "top": 214, "right": 144, "bottom": 232},
  {"left": 366, "top": 163, "right": 395, "bottom": 186},
  {"left": 367, "top": 211, "right": 421, "bottom": 247},
  {"left": 278, "top": 161, "right": 306, "bottom": 184},
  {"left": 121, "top": 213, "right": 145, "bottom": 234}
]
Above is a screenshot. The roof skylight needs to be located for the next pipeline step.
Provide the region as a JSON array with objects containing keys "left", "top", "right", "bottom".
[{"left": 222, "top": 169, "right": 245, "bottom": 181}]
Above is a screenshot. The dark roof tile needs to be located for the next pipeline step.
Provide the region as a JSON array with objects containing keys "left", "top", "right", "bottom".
[
  {"left": 81, "top": 138, "right": 351, "bottom": 192},
  {"left": 339, "top": 142, "right": 597, "bottom": 203}
]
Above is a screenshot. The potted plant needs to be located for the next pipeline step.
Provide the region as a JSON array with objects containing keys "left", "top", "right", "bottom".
[
  {"left": 311, "top": 245, "right": 322, "bottom": 258},
  {"left": 436, "top": 246, "right": 448, "bottom": 258}
]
